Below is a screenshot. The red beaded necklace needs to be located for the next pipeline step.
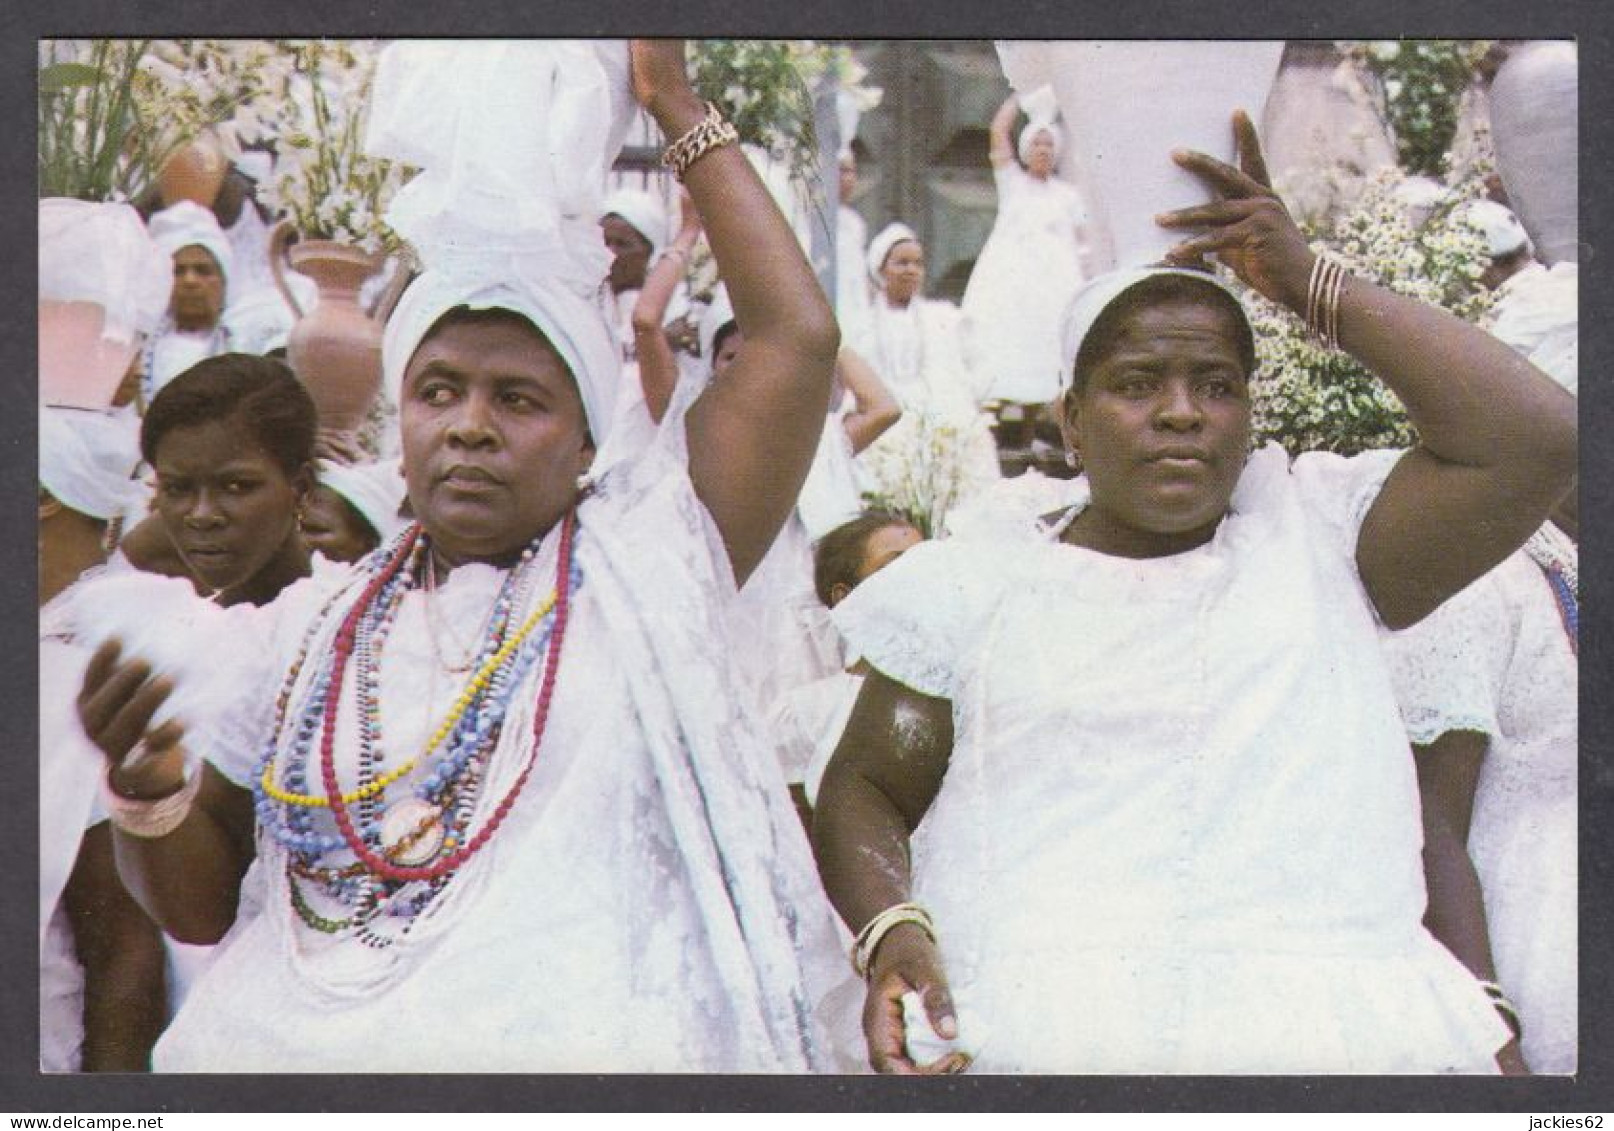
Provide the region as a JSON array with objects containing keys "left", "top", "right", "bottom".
[{"left": 318, "top": 511, "right": 577, "bottom": 884}]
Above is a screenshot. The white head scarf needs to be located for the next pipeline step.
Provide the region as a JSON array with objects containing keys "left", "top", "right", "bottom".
[
  {"left": 1015, "top": 83, "right": 1065, "bottom": 167},
  {"left": 1017, "top": 120, "right": 1065, "bottom": 167},
  {"left": 600, "top": 188, "right": 669, "bottom": 259},
  {"left": 1464, "top": 200, "right": 1531, "bottom": 259},
  {"left": 866, "top": 222, "right": 920, "bottom": 290},
  {"left": 39, "top": 407, "right": 143, "bottom": 521},
  {"left": 147, "top": 200, "right": 234, "bottom": 284},
  {"left": 316, "top": 459, "right": 408, "bottom": 541},
  {"left": 370, "top": 40, "right": 637, "bottom": 450},
  {"left": 38, "top": 198, "right": 172, "bottom": 346},
  {"left": 1059, "top": 266, "right": 1251, "bottom": 393}
]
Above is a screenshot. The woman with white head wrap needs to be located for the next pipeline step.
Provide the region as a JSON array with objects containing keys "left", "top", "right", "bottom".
[
  {"left": 960, "top": 85, "right": 1093, "bottom": 407},
  {"left": 302, "top": 459, "right": 409, "bottom": 563},
  {"left": 142, "top": 201, "right": 237, "bottom": 400},
  {"left": 74, "top": 39, "right": 850, "bottom": 1073},
  {"left": 39, "top": 406, "right": 167, "bottom": 1072},
  {"left": 851, "top": 223, "right": 999, "bottom": 534},
  {"left": 815, "top": 112, "right": 1573, "bottom": 1074}
]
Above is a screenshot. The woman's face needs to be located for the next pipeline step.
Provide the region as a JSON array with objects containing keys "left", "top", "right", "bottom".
[
  {"left": 880, "top": 240, "right": 925, "bottom": 305},
  {"left": 1025, "top": 129, "right": 1058, "bottom": 178},
  {"left": 1060, "top": 300, "right": 1251, "bottom": 556},
  {"left": 400, "top": 315, "right": 593, "bottom": 569},
  {"left": 601, "top": 215, "right": 653, "bottom": 294},
  {"left": 300, "top": 485, "right": 378, "bottom": 564},
  {"left": 838, "top": 155, "right": 858, "bottom": 203},
  {"left": 153, "top": 416, "right": 307, "bottom": 594},
  {"left": 170, "top": 245, "right": 226, "bottom": 331}
]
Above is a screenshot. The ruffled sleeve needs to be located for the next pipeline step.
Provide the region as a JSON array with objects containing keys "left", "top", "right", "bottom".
[
  {"left": 832, "top": 538, "right": 1004, "bottom": 700},
  {"left": 1287, "top": 446, "right": 1406, "bottom": 564},
  {"left": 1381, "top": 571, "right": 1510, "bottom": 744}
]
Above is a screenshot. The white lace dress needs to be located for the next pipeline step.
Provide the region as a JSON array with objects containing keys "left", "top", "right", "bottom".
[
  {"left": 77, "top": 424, "right": 850, "bottom": 1072},
  {"left": 38, "top": 596, "right": 108, "bottom": 1072},
  {"left": 834, "top": 444, "right": 1509, "bottom": 1073},
  {"left": 1382, "top": 536, "right": 1578, "bottom": 1073},
  {"left": 961, "top": 164, "right": 1089, "bottom": 405}
]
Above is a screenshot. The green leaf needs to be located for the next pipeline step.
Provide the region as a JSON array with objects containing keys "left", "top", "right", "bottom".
[{"left": 38, "top": 61, "right": 102, "bottom": 94}]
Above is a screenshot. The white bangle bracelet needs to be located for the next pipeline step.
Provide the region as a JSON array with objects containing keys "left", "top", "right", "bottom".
[
  {"left": 101, "top": 756, "right": 201, "bottom": 839},
  {"left": 852, "top": 902, "right": 937, "bottom": 980}
]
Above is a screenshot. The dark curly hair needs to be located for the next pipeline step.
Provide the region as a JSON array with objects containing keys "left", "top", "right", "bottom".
[
  {"left": 140, "top": 353, "right": 318, "bottom": 476},
  {"left": 813, "top": 509, "right": 917, "bottom": 608}
]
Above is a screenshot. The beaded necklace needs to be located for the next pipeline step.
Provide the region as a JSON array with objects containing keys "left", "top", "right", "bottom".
[
  {"left": 252, "top": 512, "right": 580, "bottom": 941},
  {"left": 1524, "top": 524, "right": 1577, "bottom": 655}
]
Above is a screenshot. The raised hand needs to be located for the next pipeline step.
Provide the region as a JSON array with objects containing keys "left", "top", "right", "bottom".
[
  {"left": 77, "top": 639, "right": 189, "bottom": 800},
  {"left": 628, "top": 39, "right": 698, "bottom": 122},
  {"left": 1155, "top": 110, "right": 1314, "bottom": 311}
]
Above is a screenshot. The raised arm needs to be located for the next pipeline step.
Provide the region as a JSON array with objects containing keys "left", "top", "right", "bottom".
[
  {"left": 811, "top": 670, "right": 964, "bottom": 1074},
  {"left": 631, "top": 41, "right": 840, "bottom": 584},
  {"left": 631, "top": 188, "right": 702, "bottom": 424},
  {"left": 836, "top": 345, "right": 902, "bottom": 453},
  {"left": 75, "top": 640, "right": 257, "bottom": 944},
  {"left": 1159, "top": 112, "right": 1576, "bottom": 628},
  {"left": 988, "top": 92, "right": 1019, "bottom": 168}
]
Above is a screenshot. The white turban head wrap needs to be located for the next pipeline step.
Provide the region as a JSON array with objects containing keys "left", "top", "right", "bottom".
[
  {"left": 1059, "top": 266, "right": 1252, "bottom": 394},
  {"left": 1015, "top": 83, "right": 1065, "bottom": 167},
  {"left": 38, "top": 198, "right": 172, "bottom": 346},
  {"left": 601, "top": 188, "right": 669, "bottom": 259},
  {"left": 1017, "top": 121, "right": 1065, "bottom": 167},
  {"left": 39, "top": 407, "right": 144, "bottom": 521},
  {"left": 369, "top": 40, "right": 637, "bottom": 452},
  {"left": 1464, "top": 199, "right": 1531, "bottom": 259},
  {"left": 147, "top": 200, "right": 234, "bottom": 285},
  {"left": 866, "top": 222, "right": 920, "bottom": 290},
  {"left": 316, "top": 459, "right": 409, "bottom": 542}
]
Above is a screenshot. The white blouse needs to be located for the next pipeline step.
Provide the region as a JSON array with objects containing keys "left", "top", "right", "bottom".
[{"left": 835, "top": 444, "right": 1509, "bottom": 1073}]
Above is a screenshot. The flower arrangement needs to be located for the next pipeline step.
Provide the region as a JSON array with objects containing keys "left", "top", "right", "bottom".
[
  {"left": 268, "top": 40, "right": 407, "bottom": 253},
  {"left": 860, "top": 411, "right": 998, "bottom": 538},
  {"left": 38, "top": 39, "right": 274, "bottom": 201},
  {"left": 1245, "top": 162, "right": 1495, "bottom": 455},
  {"left": 1346, "top": 40, "right": 1493, "bottom": 177}
]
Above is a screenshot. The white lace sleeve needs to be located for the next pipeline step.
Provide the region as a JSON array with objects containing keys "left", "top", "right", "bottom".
[
  {"left": 1289, "top": 447, "right": 1406, "bottom": 563},
  {"left": 832, "top": 539, "right": 1001, "bottom": 700},
  {"left": 1381, "top": 570, "right": 1511, "bottom": 744}
]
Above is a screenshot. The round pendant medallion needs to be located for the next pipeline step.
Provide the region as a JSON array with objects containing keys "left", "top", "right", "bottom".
[{"left": 379, "top": 798, "right": 445, "bottom": 866}]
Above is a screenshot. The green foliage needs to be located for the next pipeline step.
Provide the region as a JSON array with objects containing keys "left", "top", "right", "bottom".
[
  {"left": 1352, "top": 40, "right": 1491, "bottom": 177},
  {"left": 38, "top": 40, "right": 156, "bottom": 200},
  {"left": 1245, "top": 164, "right": 1495, "bottom": 455}
]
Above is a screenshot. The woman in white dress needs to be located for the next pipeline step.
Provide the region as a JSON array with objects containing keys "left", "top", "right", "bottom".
[
  {"left": 853, "top": 224, "right": 999, "bottom": 532},
  {"left": 811, "top": 113, "right": 1576, "bottom": 1074},
  {"left": 1383, "top": 526, "right": 1578, "bottom": 1074},
  {"left": 72, "top": 40, "right": 848, "bottom": 1073},
  {"left": 961, "top": 90, "right": 1091, "bottom": 409}
]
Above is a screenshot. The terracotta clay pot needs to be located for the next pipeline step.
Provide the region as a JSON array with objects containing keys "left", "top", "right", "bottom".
[
  {"left": 270, "top": 223, "right": 386, "bottom": 435},
  {"left": 157, "top": 138, "right": 229, "bottom": 209}
]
